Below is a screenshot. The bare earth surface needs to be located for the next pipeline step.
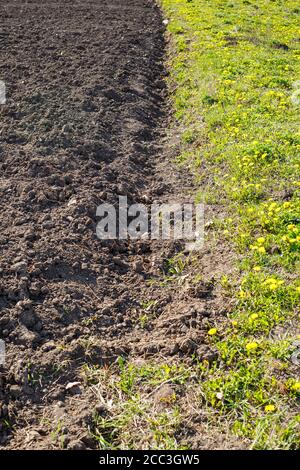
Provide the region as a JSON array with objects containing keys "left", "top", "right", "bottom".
[{"left": 0, "top": 0, "right": 241, "bottom": 449}]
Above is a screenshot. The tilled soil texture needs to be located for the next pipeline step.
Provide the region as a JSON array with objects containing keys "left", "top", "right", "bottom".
[{"left": 0, "top": 0, "right": 236, "bottom": 450}]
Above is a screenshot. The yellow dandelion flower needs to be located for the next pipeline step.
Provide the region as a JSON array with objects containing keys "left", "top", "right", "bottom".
[
  {"left": 208, "top": 328, "right": 217, "bottom": 336},
  {"left": 265, "top": 404, "right": 276, "bottom": 413},
  {"left": 250, "top": 313, "right": 259, "bottom": 321},
  {"left": 257, "top": 237, "right": 265, "bottom": 245},
  {"left": 264, "top": 278, "right": 275, "bottom": 285},
  {"left": 269, "top": 283, "right": 278, "bottom": 291},
  {"left": 291, "top": 382, "right": 300, "bottom": 392},
  {"left": 253, "top": 266, "right": 261, "bottom": 272},
  {"left": 246, "top": 342, "right": 258, "bottom": 352}
]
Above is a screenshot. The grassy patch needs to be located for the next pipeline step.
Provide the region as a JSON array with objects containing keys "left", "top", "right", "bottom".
[
  {"left": 160, "top": 0, "right": 300, "bottom": 449},
  {"left": 82, "top": 360, "right": 191, "bottom": 450}
]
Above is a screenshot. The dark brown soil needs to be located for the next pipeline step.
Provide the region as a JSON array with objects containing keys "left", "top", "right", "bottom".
[{"left": 0, "top": 0, "right": 241, "bottom": 450}]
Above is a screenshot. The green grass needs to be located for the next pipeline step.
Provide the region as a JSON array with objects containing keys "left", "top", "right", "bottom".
[
  {"left": 160, "top": 0, "right": 300, "bottom": 449},
  {"left": 82, "top": 361, "right": 191, "bottom": 450}
]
